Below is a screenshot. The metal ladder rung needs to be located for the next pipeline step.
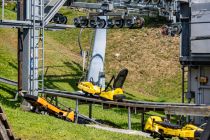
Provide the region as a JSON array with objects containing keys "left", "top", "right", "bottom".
[
  {"left": 36, "top": 37, "right": 43, "bottom": 39},
  {"left": 30, "top": 75, "right": 44, "bottom": 79},
  {"left": 32, "top": 15, "right": 42, "bottom": 18},
  {"left": 30, "top": 90, "right": 39, "bottom": 92},
  {"left": 32, "top": 4, "right": 44, "bottom": 7},
  {"left": 32, "top": 57, "right": 39, "bottom": 59},
  {"left": 38, "top": 68, "right": 44, "bottom": 71},
  {"left": 30, "top": 0, "right": 45, "bottom": 95},
  {"left": 34, "top": 67, "right": 44, "bottom": 70},
  {"left": 30, "top": 66, "right": 43, "bottom": 69},
  {"left": 31, "top": 78, "right": 43, "bottom": 81},
  {"left": 32, "top": 47, "right": 43, "bottom": 50},
  {"left": 38, "top": 90, "right": 44, "bottom": 92},
  {"left": 31, "top": 47, "right": 43, "bottom": 49},
  {"left": 32, "top": 18, "right": 43, "bottom": 21},
  {"left": 31, "top": 37, "right": 43, "bottom": 40},
  {"left": 34, "top": 36, "right": 43, "bottom": 38}
]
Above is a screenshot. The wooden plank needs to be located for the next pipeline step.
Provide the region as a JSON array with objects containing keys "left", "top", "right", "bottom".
[
  {"left": 0, "top": 113, "right": 11, "bottom": 129},
  {"left": 0, "top": 107, "right": 4, "bottom": 113},
  {"left": 0, "top": 113, "right": 6, "bottom": 121},
  {"left": 0, "top": 120, "right": 10, "bottom": 140},
  {"left": 0, "top": 107, "right": 17, "bottom": 140},
  {"left": 6, "top": 129, "right": 13, "bottom": 137}
]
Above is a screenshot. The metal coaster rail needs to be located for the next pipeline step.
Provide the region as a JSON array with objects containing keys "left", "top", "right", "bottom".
[{"left": 1, "top": 77, "right": 210, "bottom": 117}]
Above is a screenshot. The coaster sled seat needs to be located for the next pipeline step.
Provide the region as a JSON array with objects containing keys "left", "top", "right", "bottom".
[
  {"left": 24, "top": 94, "right": 75, "bottom": 122},
  {"left": 78, "top": 68, "right": 128, "bottom": 101}
]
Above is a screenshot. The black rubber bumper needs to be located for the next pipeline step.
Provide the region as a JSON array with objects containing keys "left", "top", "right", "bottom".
[
  {"left": 194, "top": 130, "right": 202, "bottom": 138},
  {"left": 24, "top": 94, "right": 38, "bottom": 102},
  {"left": 113, "top": 94, "right": 126, "bottom": 101}
]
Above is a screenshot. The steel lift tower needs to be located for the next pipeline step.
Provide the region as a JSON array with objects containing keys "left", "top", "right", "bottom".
[
  {"left": 179, "top": 0, "right": 210, "bottom": 125},
  {"left": 1, "top": 0, "right": 66, "bottom": 97},
  {"left": 87, "top": 17, "right": 107, "bottom": 89}
]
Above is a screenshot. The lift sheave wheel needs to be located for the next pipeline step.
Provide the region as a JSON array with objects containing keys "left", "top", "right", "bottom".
[
  {"left": 144, "top": 116, "right": 203, "bottom": 140},
  {"left": 115, "top": 18, "right": 124, "bottom": 28},
  {"left": 123, "top": 0, "right": 132, "bottom": 4},
  {"left": 51, "top": 13, "right": 68, "bottom": 24},
  {"left": 24, "top": 94, "right": 75, "bottom": 122},
  {"left": 78, "top": 68, "right": 128, "bottom": 101},
  {"left": 152, "top": 0, "right": 160, "bottom": 4},
  {"left": 107, "top": 19, "right": 114, "bottom": 28},
  {"left": 143, "top": 0, "right": 151, "bottom": 4}
]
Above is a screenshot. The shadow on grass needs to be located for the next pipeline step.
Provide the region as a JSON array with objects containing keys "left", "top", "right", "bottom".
[
  {"left": 94, "top": 119, "right": 144, "bottom": 130},
  {"left": 124, "top": 91, "right": 137, "bottom": 100},
  {"left": 0, "top": 84, "right": 21, "bottom": 108},
  {"left": 95, "top": 119, "right": 122, "bottom": 128},
  {"left": 8, "top": 62, "right": 18, "bottom": 70},
  {"left": 119, "top": 122, "right": 142, "bottom": 130},
  {"left": 44, "top": 61, "right": 83, "bottom": 91}
]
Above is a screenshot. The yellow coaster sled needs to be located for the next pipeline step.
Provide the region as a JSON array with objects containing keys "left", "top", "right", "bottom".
[
  {"left": 144, "top": 116, "right": 203, "bottom": 140},
  {"left": 78, "top": 68, "right": 128, "bottom": 101},
  {"left": 24, "top": 94, "right": 75, "bottom": 122}
]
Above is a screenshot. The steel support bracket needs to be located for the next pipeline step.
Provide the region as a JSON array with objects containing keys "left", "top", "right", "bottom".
[{"left": 201, "top": 117, "right": 210, "bottom": 140}]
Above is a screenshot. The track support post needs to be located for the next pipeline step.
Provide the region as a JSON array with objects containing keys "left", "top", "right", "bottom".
[
  {"left": 75, "top": 99, "right": 79, "bottom": 124},
  {"left": 141, "top": 112, "right": 145, "bottom": 131},
  {"left": 128, "top": 107, "right": 131, "bottom": 130},
  {"left": 89, "top": 103, "right": 92, "bottom": 119}
]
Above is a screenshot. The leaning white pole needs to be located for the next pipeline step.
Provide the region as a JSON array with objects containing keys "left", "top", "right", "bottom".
[
  {"left": 2, "top": 0, "right": 4, "bottom": 19},
  {"left": 87, "top": 17, "right": 107, "bottom": 88}
]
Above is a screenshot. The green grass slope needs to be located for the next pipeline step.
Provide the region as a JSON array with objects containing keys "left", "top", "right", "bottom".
[
  {"left": 4, "top": 104, "right": 151, "bottom": 140},
  {"left": 0, "top": 6, "right": 180, "bottom": 140},
  {"left": 106, "top": 28, "right": 181, "bottom": 102}
]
